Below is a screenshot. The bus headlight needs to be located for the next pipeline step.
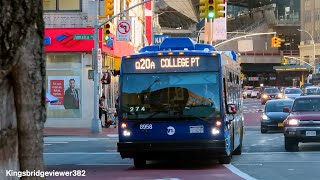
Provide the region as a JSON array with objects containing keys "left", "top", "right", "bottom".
[
  {"left": 121, "top": 122, "right": 127, "bottom": 129},
  {"left": 211, "top": 128, "right": 220, "bottom": 135},
  {"left": 216, "top": 120, "right": 222, "bottom": 127},
  {"left": 123, "top": 130, "right": 131, "bottom": 136}
]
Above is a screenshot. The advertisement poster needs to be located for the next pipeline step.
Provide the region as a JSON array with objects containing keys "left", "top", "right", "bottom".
[{"left": 47, "top": 76, "right": 81, "bottom": 110}]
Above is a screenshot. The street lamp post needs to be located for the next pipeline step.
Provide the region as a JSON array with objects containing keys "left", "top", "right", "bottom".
[
  {"left": 91, "top": 0, "right": 153, "bottom": 133},
  {"left": 298, "top": 29, "right": 316, "bottom": 73}
]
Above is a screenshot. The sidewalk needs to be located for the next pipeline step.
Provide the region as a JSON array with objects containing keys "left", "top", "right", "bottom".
[{"left": 44, "top": 127, "right": 118, "bottom": 137}]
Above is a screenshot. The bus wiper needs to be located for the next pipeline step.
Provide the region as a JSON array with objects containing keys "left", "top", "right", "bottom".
[
  {"left": 141, "top": 79, "right": 160, "bottom": 93},
  {"left": 182, "top": 114, "right": 214, "bottom": 124},
  {"left": 138, "top": 106, "right": 171, "bottom": 123}
]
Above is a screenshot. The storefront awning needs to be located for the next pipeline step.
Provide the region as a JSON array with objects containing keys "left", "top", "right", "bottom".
[
  {"left": 273, "top": 65, "right": 313, "bottom": 72},
  {"left": 102, "top": 34, "right": 135, "bottom": 58}
]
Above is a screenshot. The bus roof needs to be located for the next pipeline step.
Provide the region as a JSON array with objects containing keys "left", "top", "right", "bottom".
[{"left": 124, "top": 37, "right": 237, "bottom": 62}]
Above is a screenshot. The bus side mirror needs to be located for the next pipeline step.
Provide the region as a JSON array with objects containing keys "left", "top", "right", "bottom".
[{"left": 227, "top": 104, "right": 237, "bottom": 114}]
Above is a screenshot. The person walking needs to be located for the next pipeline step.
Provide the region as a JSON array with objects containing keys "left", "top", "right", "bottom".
[{"left": 99, "top": 95, "right": 106, "bottom": 127}]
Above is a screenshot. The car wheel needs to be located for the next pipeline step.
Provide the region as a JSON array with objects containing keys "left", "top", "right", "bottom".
[
  {"left": 284, "top": 137, "right": 299, "bottom": 152},
  {"left": 134, "top": 158, "right": 146, "bottom": 168},
  {"left": 219, "top": 155, "right": 232, "bottom": 164},
  {"left": 233, "top": 142, "right": 242, "bottom": 155},
  {"left": 261, "top": 128, "right": 267, "bottom": 133}
]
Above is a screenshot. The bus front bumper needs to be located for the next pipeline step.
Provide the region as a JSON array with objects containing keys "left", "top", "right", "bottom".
[{"left": 117, "top": 139, "right": 227, "bottom": 158}]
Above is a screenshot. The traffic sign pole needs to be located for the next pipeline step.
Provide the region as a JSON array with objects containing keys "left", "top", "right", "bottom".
[{"left": 91, "top": 0, "right": 153, "bottom": 134}]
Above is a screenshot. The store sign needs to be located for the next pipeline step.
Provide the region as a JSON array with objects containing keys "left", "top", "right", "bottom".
[
  {"left": 44, "top": 36, "right": 51, "bottom": 45},
  {"left": 248, "top": 77, "right": 259, "bottom": 81},
  {"left": 45, "top": 28, "right": 102, "bottom": 52}
]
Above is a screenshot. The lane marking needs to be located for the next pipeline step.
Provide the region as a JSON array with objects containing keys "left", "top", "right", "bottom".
[
  {"left": 107, "top": 134, "right": 119, "bottom": 138},
  {"left": 44, "top": 142, "right": 69, "bottom": 144},
  {"left": 224, "top": 164, "right": 257, "bottom": 180},
  {"left": 44, "top": 144, "right": 52, "bottom": 146},
  {"left": 242, "top": 151, "right": 320, "bottom": 155}
]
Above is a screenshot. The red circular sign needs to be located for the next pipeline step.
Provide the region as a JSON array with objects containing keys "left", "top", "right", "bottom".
[{"left": 117, "top": 22, "right": 130, "bottom": 34}]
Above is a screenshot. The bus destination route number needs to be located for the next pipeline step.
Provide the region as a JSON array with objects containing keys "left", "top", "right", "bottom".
[{"left": 135, "top": 57, "right": 200, "bottom": 70}]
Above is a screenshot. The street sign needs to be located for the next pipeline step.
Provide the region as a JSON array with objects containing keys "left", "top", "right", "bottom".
[
  {"left": 213, "top": 18, "right": 227, "bottom": 40},
  {"left": 73, "top": 34, "right": 94, "bottom": 40},
  {"left": 97, "top": 48, "right": 102, "bottom": 73},
  {"left": 153, "top": 35, "right": 170, "bottom": 45},
  {"left": 116, "top": 20, "right": 131, "bottom": 41}
]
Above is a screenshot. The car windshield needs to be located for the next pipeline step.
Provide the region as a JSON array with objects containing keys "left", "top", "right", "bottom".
[
  {"left": 284, "top": 89, "right": 302, "bottom": 94},
  {"left": 121, "top": 72, "right": 221, "bottom": 120},
  {"left": 265, "top": 101, "right": 293, "bottom": 112},
  {"left": 292, "top": 98, "right": 320, "bottom": 112},
  {"left": 305, "top": 88, "right": 320, "bottom": 95},
  {"left": 264, "top": 88, "right": 279, "bottom": 93}
]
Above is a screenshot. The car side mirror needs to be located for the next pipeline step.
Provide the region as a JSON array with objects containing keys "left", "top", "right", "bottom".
[
  {"left": 258, "top": 109, "right": 264, "bottom": 113},
  {"left": 227, "top": 104, "right": 237, "bottom": 114},
  {"left": 283, "top": 107, "right": 290, "bottom": 113}
]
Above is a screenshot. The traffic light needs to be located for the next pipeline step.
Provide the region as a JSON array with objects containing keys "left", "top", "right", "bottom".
[
  {"left": 281, "top": 58, "right": 289, "bottom": 65},
  {"left": 208, "top": 0, "right": 215, "bottom": 18},
  {"left": 103, "top": 23, "right": 111, "bottom": 41},
  {"left": 199, "top": 0, "right": 208, "bottom": 18},
  {"left": 271, "top": 36, "right": 277, "bottom": 48},
  {"left": 276, "top": 37, "right": 282, "bottom": 47},
  {"left": 105, "top": 0, "right": 114, "bottom": 16},
  {"left": 214, "top": 0, "right": 225, "bottom": 18}
]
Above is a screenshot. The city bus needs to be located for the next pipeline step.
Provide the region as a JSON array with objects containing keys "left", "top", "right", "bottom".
[{"left": 117, "top": 37, "right": 244, "bottom": 168}]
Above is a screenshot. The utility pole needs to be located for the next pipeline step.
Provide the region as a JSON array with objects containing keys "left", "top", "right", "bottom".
[{"left": 91, "top": 0, "right": 153, "bottom": 133}]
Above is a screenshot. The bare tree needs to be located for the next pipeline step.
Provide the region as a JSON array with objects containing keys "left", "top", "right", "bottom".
[{"left": 0, "top": 0, "right": 46, "bottom": 179}]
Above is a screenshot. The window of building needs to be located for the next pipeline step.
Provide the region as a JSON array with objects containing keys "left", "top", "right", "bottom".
[
  {"left": 43, "top": 0, "right": 81, "bottom": 11},
  {"left": 46, "top": 53, "right": 82, "bottom": 118}
]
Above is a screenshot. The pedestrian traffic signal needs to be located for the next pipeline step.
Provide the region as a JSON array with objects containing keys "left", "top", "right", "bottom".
[
  {"left": 103, "top": 23, "right": 111, "bottom": 41},
  {"left": 208, "top": 0, "right": 215, "bottom": 18},
  {"left": 214, "top": 0, "right": 225, "bottom": 18},
  {"left": 105, "top": 0, "right": 114, "bottom": 16},
  {"left": 199, "top": 0, "right": 208, "bottom": 18}
]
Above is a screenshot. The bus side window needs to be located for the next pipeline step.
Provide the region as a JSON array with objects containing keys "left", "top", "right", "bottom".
[
  {"left": 229, "top": 72, "right": 233, "bottom": 83},
  {"left": 223, "top": 78, "right": 227, "bottom": 111}
]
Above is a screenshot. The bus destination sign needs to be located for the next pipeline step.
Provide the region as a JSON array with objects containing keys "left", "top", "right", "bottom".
[{"left": 135, "top": 57, "right": 200, "bottom": 70}]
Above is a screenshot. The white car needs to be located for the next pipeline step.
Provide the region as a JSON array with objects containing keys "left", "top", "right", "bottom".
[
  {"left": 250, "top": 89, "right": 260, "bottom": 98},
  {"left": 304, "top": 86, "right": 320, "bottom": 95}
]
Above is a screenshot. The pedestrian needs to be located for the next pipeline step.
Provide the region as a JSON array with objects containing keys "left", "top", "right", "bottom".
[{"left": 99, "top": 95, "right": 106, "bottom": 127}]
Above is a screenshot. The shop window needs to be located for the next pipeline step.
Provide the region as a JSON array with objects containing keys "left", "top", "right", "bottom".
[
  {"left": 43, "top": 0, "right": 81, "bottom": 11},
  {"left": 46, "top": 53, "right": 82, "bottom": 118}
]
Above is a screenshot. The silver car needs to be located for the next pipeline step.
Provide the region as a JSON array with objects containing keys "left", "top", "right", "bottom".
[{"left": 284, "top": 88, "right": 303, "bottom": 100}]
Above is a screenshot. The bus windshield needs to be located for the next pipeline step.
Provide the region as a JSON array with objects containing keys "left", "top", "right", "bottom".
[{"left": 121, "top": 72, "right": 221, "bottom": 120}]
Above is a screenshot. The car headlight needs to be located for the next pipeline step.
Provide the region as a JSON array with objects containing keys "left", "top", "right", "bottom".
[
  {"left": 262, "top": 94, "right": 268, "bottom": 99},
  {"left": 262, "top": 114, "right": 270, "bottom": 120},
  {"left": 288, "top": 119, "right": 299, "bottom": 126},
  {"left": 277, "top": 94, "right": 284, "bottom": 98}
]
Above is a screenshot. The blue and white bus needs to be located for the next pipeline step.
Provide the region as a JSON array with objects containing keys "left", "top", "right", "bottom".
[{"left": 117, "top": 37, "right": 244, "bottom": 167}]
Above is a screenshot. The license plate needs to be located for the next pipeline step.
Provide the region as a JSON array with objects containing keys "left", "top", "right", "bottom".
[
  {"left": 278, "top": 123, "right": 283, "bottom": 127},
  {"left": 190, "top": 126, "right": 204, "bottom": 134},
  {"left": 306, "top": 131, "right": 316, "bottom": 136}
]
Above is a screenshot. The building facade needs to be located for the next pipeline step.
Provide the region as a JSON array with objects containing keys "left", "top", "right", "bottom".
[
  {"left": 43, "top": 0, "right": 146, "bottom": 128},
  {"left": 299, "top": 0, "right": 320, "bottom": 68}
]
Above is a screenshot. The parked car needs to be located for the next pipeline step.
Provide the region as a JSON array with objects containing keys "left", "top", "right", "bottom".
[
  {"left": 283, "top": 95, "right": 320, "bottom": 151},
  {"left": 304, "top": 86, "right": 320, "bottom": 95},
  {"left": 259, "top": 99, "right": 294, "bottom": 133},
  {"left": 260, "top": 87, "right": 283, "bottom": 105},
  {"left": 283, "top": 88, "right": 303, "bottom": 99}
]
